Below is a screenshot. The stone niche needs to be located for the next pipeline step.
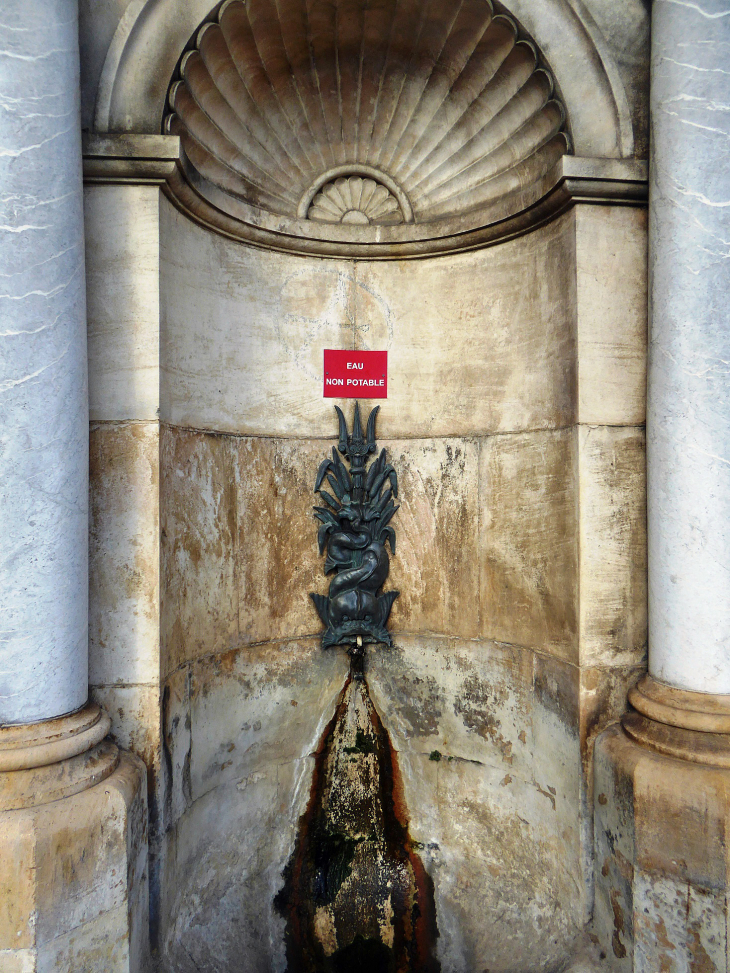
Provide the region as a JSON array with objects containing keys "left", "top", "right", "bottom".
[{"left": 81, "top": 0, "right": 650, "bottom": 970}]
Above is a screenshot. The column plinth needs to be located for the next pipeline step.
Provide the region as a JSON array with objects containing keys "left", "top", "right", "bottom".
[
  {"left": 621, "top": 675, "right": 730, "bottom": 768},
  {"left": 0, "top": 708, "right": 151, "bottom": 971}
]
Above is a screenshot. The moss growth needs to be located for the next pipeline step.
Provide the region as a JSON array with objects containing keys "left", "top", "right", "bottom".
[
  {"left": 343, "top": 729, "right": 377, "bottom": 755},
  {"left": 429, "top": 750, "right": 442, "bottom": 762}
]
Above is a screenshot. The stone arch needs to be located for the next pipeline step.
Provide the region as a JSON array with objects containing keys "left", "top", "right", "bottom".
[{"left": 93, "top": 0, "right": 634, "bottom": 159}]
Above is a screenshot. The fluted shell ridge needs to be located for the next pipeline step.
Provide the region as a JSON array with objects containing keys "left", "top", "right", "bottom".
[{"left": 165, "top": 0, "right": 569, "bottom": 226}]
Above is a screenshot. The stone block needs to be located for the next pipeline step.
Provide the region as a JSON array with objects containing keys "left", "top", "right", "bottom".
[
  {"left": 236, "top": 438, "right": 326, "bottom": 644},
  {"left": 480, "top": 429, "right": 578, "bottom": 660},
  {"left": 0, "top": 752, "right": 150, "bottom": 972},
  {"left": 91, "top": 683, "right": 162, "bottom": 832},
  {"left": 35, "top": 904, "right": 131, "bottom": 973},
  {"left": 161, "top": 426, "right": 238, "bottom": 674},
  {"left": 391, "top": 752, "right": 581, "bottom": 973},
  {"left": 90, "top": 685, "right": 161, "bottom": 784},
  {"left": 0, "top": 813, "right": 35, "bottom": 949},
  {"left": 85, "top": 185, "right": 161, "bottom": 422},
  {"left": 160, "top": 199, "right": 352, "bottom": 436},
  {"left": 578, "top": 427, "right": 647, "bottom": 668},
  {"left": 89, "top": 421, "right": 160, "bottom": 686},
  {"left": 576, "top": 206, "right": 647, "bottom": 426},
  {"left": 370, "top": 637, "right": 586, "bottom": 969},
  {"left": 368, "top": 636, "right": 533, "bottom": 778},
  {"left": 593, "top": 723, "right": 730, "bottom": 971},
  {"left": 0, "top": 949, "right": 35, "bottom": 972},
  {"left": 384, "top": 438, "right": 479, "bottom": 638},
  {"left": 353, "top": 213, "right": 576, "bottom": 438},
  {"left": 188, "top": 639, "right": 348, "bottom": 804},
  {"left": 159, "top": 198, "right": 577, "bottom": 439},
  {"left": 159, "top": 766, "right": 306, "bottom": 973}
]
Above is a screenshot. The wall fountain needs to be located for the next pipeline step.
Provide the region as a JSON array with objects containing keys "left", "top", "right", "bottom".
[{"left": 277, "top": 403, "right": 440, "bottom": 972}]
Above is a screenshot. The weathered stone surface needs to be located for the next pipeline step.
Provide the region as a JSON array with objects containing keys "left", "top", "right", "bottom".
[
  {"left": 85, "top": 185, "right": 161, "bottom": 422},
  {"left": 159, "top": 199, "right": 577, "bottom": 439},
  {"left": 594, "top": 723, "right": 730, "bottom": 971},
  {"left": 35, "top": 904, "right": 131, "bottom": 973},
  {"left": 578, "top": 427, "right": 647, "bottom": 668},
  {"left": 580, "top": 0, "right": 649, "bottom": 157},
  {"left": 480, "top": 429, "right": 578, "bottom": 660},
  {"left": 0, "top": 753, "right": 149, "bottom": 972},
  {"left": 369, "top": 637, "right": 584, "bottom": 971},
  {"left": 160, "top": 766, "right": 302, "bottom": 973},
  {"left": 0, "top": 949, "right": 35, "bottom": 972},
  {"left": 187, "top": 639, "right": 348, "bottom": 805},
  {"left": 91, "top": 683, "right": 164, "bottom": 850},
  {"left": 384, "top": 438, "right": 479, "bottom": 639},
  {"left": 161, "top": 634, "right": 603, "bottom": 972},
  {"left": 368, "top": 636, "right": 533, "bottom": 778},
  {"left": 90, "top": 686, "right": 160, "bottom": 784},
  {"left": 161, "top": 425, "right": 238, "bottom": 675},
  {"left": 159, "top": 641, "right": 350, "bottom": 973},
  {"left": 236, "top": 438, "right": 325, "bottom": 644},
  {"left": 354, "top": 216, "right": 576, "bottom": 438},
  {"left": 160, "top": 202, "right": 353, "bottom": 436},
  {"left": 0, "top": 813, "right": 34, "bottom": 949},
  {"left": 89, "top": 421, "right": 160, "bottom": 686},
  {"left": 575, "top": 206, "right": 647, "bottom": 426},
  {"left": 160, "top": 666, "right": 192, "bottom": 833}
]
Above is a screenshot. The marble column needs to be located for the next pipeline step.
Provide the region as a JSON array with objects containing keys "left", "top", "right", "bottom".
[
  {"left": 647, "top": 0, "right": 730, "bottom": 694},
  {"left": 0, "top": 4, "right": 151, "bottom": 968},
  {"left": 0, "top": 0, "right": 88, "bottom": 723},
  {"left": 593, "top": 7, "right": 730, "bottom": 967}
]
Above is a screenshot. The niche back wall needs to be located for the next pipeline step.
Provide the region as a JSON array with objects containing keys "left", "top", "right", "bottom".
[{"left": 112, "top": 194, "right": 647, "bottom": 972}]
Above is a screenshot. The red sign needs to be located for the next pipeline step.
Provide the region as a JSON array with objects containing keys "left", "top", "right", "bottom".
[{"left": 323, "top": 349, "right": 388, "bottom": 398}]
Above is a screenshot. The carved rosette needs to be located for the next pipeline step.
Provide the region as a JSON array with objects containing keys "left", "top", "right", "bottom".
[{"left": 307, "top": 176, "right": 404, "bottom": 225}]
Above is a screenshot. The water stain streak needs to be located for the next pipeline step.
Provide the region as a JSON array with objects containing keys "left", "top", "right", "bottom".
[{"left": 276, "top": 657, "right": 440, "bottom": 973}]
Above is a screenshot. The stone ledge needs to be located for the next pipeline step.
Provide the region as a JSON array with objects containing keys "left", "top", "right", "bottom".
[
  {"left": 83, "top": 134, "right": 179, "bottom": 184},
  {"left": 81, "top": 134, "right": 648, "bottom": 258}
]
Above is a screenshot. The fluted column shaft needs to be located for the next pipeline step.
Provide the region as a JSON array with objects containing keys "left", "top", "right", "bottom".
[
  {"left": 0, "top": 0, "right": 88, "bottom": 723},
  {"left": 648, "top": 0, "right": 730, "bottom": 693}
]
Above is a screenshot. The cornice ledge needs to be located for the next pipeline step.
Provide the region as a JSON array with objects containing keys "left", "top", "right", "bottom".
[
  {"left": 560, "top": 156, "right": 648, "bottom": 203},
  {"left": 83, "top": 133, "right": 180, "bottom": 184},
  {"left": 82, "top": 139, "right": 647, "bottom": 256}
]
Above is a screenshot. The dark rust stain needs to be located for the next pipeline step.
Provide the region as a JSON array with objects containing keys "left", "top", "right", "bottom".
[
  {"left": 610, "top": 888, "right": 627, "bottom": 959},
  {"left": 689, "top": 923, "right": 717, "bottom": 973},
  {"left": 276, "top": 663, "right": 440, "bottom": 973}
]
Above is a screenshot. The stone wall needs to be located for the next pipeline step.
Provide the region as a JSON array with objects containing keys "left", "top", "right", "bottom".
[{"left": 85, "top": 187, "right": 647, "bottom": 971}]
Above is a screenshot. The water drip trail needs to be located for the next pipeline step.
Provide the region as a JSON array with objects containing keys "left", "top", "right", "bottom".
[{"left": 276, "top": 651, "right": 440, "bottom": 973}]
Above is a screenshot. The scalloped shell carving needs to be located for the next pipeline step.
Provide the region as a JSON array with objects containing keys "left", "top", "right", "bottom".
[
  {"left": 309, "top": 177, "right": 404, "bottom": 225},
  {"left": 166, "top": 0, "right": 569, "bottom": 225}
]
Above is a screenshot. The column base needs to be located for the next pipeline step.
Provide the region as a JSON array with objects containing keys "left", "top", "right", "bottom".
[
  {"left": 593, "top": 675, "right": 730, "bottom": 970},
  {"left": 0, "top": 704, "right": 151, "bottom": 973}
]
